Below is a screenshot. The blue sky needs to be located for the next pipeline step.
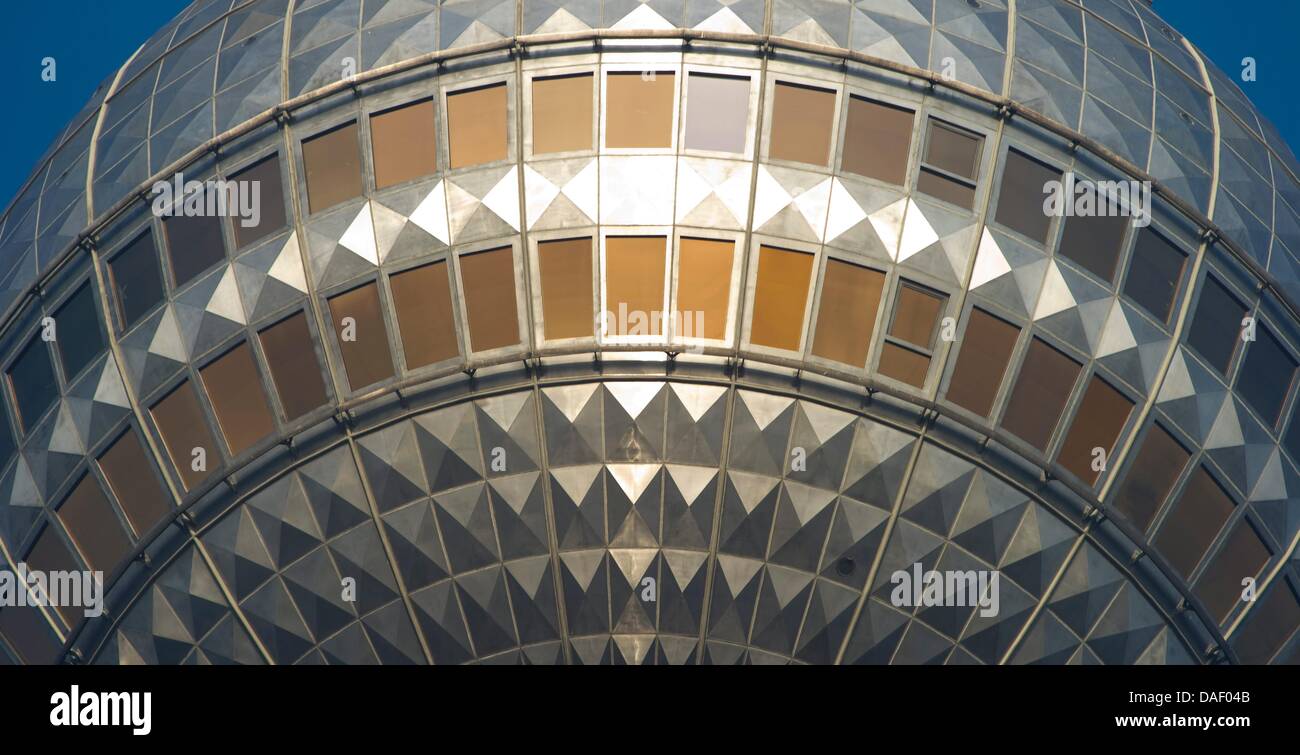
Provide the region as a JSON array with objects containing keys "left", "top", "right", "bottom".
[{"left": 1, "top": 0, "right": 1297, "bottom": 209}]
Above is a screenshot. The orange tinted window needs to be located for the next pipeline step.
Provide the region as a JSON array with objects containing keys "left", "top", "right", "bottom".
[
  {"left": 447, "top": 84, "right": 508, "bottom": 169},
  {"left": 538, "top": 238, "right": 594, "bottom": 340},
  {"left": 200, "top": 342, "right": 276, "bottom": 456},
  {"left": 606, "top": 72, "right": 676, "bottom": 148},
  {"left": 677, "top": 237, "right": 735, "bottom": 341},
  {"left": 370, "top": 100, "right": 437, "bottom": 189},
  {"left": 328, "top": 283, "right": 396, "bottom": 390},
  {"left": 533, "top": 74, "right": 593, "bottom": 154},
  {"left": 769, "top": 82, "right": 835, "bottom": 166},
  {"left": 459, "top": 247, "right": 520, "bottom": 351},
  {"left": 811, "top": 259, "right": 885, "bottom": 366},
  {"left": 750, "top": 245, "right": 814, "bottom": 351},
  {"left": 605, "top": 237, "right": 666, "bottom": 337},
  {"left": 391, "top": 261, "right": 459, "bottom": 367},
  {"left": 259, "top": 312, "right": 329, "bottom": 421}
]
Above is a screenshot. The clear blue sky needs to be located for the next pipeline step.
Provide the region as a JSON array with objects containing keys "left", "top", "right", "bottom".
[{"left": 1, "top": 0, "right": 1297, "bottom": 210}]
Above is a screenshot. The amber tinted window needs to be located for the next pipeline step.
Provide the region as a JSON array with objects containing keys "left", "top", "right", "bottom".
[
  {"left": 109, "top": 230, "right": 165, "bottom": 329},
  {"left": 889, "top": 284, "right": 944, "bottom": 347},
  {"left": 533, "top": 74, "right": 593, "bottom": 154},
  {"left": 1111, "top": 423, "right": 1189, "bottom": 532},
  {"left": 151, "top": 380, "right": 220, "bottom": 491},
  {"left": 370, "top": 100, "right": 437, "bottom": 189},
  {"left": 53, "top": 284, "right": 105, "bottom": 382},
  {"left": 769, "top": 82, "right": 835, "bottom": 167},
  {"left": 163, "top": 212, "right": 226, "bottom": 289},
  {"left": 25, "top": 525, "right": 81, "bottom": 624},
  {"left": 98, "top": 429, "right": 172, "bottom": 536},
  {"left": 878, "top": 343, "right": 931, "bottom": 387},
  {"left": 606, "top": 72, "right": 676, "bottom": 149},
  {"left": 677, "top": 237, "right": 734, "bottom": 341},
  {"left": 1058, "top": 213, "right": 1127, "bottom": 283},
  {"left": 917, "top": 119, "right": 982, "bottom": 209},
  {"left": 946, "top": 308, "right": 1019, "bottom": 417},
  {"left": 459, "top": 247, "right": 520, "bottom": 351},
  {"left": 1238, "top": 326, "right": 1296, "bottom": 428},
  {"left": 842, "top": 96, "right": 913, "bottom": 185},
  {"left": 605, "top": 236, "right": 666, "bottom": 337},
  {"left": 811, "top": 259, "right": 884, "bottom": 366},
  {"left": 447, "top": 83, "right": 508, "bottom": 169},
  {"left": 538, "top": 238, "right": 594, "bottom": 340},
  {"left": 1154, "top": 465, "right": 1236, "bottom": 578},
  {"left": 1057, "top": 375, "right": 1134, "bottom": 484},
  {"left": 57, "top": 475, "right": 132, "bottom": 572},
  {"left": 328, "top": 283, "right": 395, "bottom": 390},
  {"left": 8, "top": 338, "right": 58, "bottom": 432},
  {"left": 750, "top": 245, "right": 814, "bottom": 351},
  {"left": 302, "top": 122, "right": 363, "bottom": 213},
  {"left": 1001, "top": 338, "right": 1081, "bottom": 451},
  {"left": 1188, "top": 276, "right": 1247, "bottom": 375},
  {"left": 259, "top": 312, "right": 329, "bottom": 421},
  {"left": 390, "top": 261, "right": 459, "bottom": 367},
  {"left": 1232, "top": 584, "right": 1300, "bottom": 664},
  {"left": 994, "top": 150, "right": 1060, "bottom": 244},
  {"left": 200, "top": 342, "right": 276, "bottom": 455},
  {"left": 1194, "top": 521, "right": 1270, "bottom": 623},
  {"left": 1122, "top": 229, "right": 1186, "bottom": 323},
  {"left": 684, "top": 73, "right": 749, "bottom": 154},
  {"left": 230, "top": 155, "right": 287, "bottom": 249}
]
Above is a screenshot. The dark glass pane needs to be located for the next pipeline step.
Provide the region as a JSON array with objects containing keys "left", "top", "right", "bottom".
[
  {"left": 878, "top": 342, "right": 930, "bottom": 387},
  {"left": 259, "top": 312, "right": 329, "bottom": 421},
  {"left": 56, "top": 474, "right": 133, "bottom": 573},
  {"left": 53, "top": 284, "right": 105, "bottom": 381},
  {"left": 917, "top": 168, "right": 976, "bottom": 209},
  {"left": 925, "top": 120, "right": 981, "bottom": 179},
  {"left": 1187, "top": 276, "right": 1247, "bottom": 375},
  {"left": 842, "top": 96, "right": 912, "bottom": 185},
  {"left": 200, "top": 342, "right": 276, "bottom": 455},
  {"left": 1001, "top": 337, "right": 1081, "bottom": 451},
  {"left": 230, "top": 155, "right": 287, "bottom": 249},
  {"left": 371, "top": 99, "right": 437, "bottom": 189},
  {"left": 533, "top": 74, "right": 593, "bottom": 155},
  {"left": 109, "top": 230, "right": 165, "bottom": 329},
  {"left": 0, "top": 411, "right": 13, "bottom": 470},
  {"left": 1122, "top": 229, "right": 1186, "bottom": 323},
  {"left": 889, "top": 284, "right": 944, "bottom": 348},
  {"left": 459, "top": 247, "right": 520, "bottom": 351},
  {"left": 1057, "top": 213, "right": 1127, "bottom": 283},
  {"left": 302, "top": 122, "right": 363, "bottom": 213},
  {"left": 150, "top": 380, "right": 220, "bottom": 491},
  {"left": 1238, "top": 326, "right": 1296, "bottom": 428},
  {"left": 391, "top": 261, "right": 460, "bottom": 367},
  {"left": 946, "top": 308, "right": 1019, "bottom": 417},
  {"left": 327, "top": 283, "right": 396, "bottom": 390},
  {"left": 1111, "top": 423, "right": 1189, "bottom": 532},
  {"left": 448, "top": 83, "right": 508, "bottom": 168},
  {"left": 1154, "top": 465, "right": 1235, "bottom": 579},
  {"left": 811, "top": 259, "right": 884, "bottom": 367},
  {"left": 163, "top": 212, "right": 226, "bottom": 288},
  {"left": 26, "top": 524, "right": 82, "bottom": 625},
  {"left": 1057, "top": 375, "right": 1134, "bottom": 484},
  {"left": 8, "top": 338, "right": 58, "bottom": 432},
  {"left": 769, "top": 82, "right": 836, "bottom": 167},
  {"left": 684, "top": 74, "right": 748, "bottom": 154},
  {"left": 0, "top": 605, "right": 61, "bottom": 664},
  {"left": 1194, "top": 521, "right": 1270, "bottom": 623},
  {"left": 1231, "top": 584, "right": 1300, "bottom": 664},
  {"left": 98, "top": 429, "right": 172, "bottom": 537},
  {"left": 538, "top": 238, "right": 594, "bottom": 340},
  {"left": 994, "top": 150, "right": 1060, "bottom": 244}
]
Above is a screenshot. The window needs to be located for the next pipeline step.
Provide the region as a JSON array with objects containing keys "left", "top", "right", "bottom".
[
  {"left": 1122, "top": 229, "right": 1186, "bottom": 323},
  {"left": 458, "top": 247, "right": 520, "bottom": 351},
  {"left": 1237, "top": 326, "right": 1296, "bottom": 428},
  {"left": 532, "top": 74, "right": 593, "bottom": 154},
  {"left": 1188, "top": 276, "right": 1247, "bottom": 375},
  {"left": 25, "top": 525, "right": 81, "bottom": 625},
  {"left": 677, "top": 237, "right": 735, "bottom": 341},
  {"left": 53, "top": 284, "right": 104, "bottom": 381},
  {"left": 151, "top": 380, "right": 220, "bottom": 491},
  {"left": 538, "top": 238, "right": 594, "bottom": 340},
  {"left": 8, "top": 338, "right": 58, "bottom": 432},
  {"left": 0, "top": 604, "right": 61, "bottom": 664},
  {"left": 1001, "top": 337, "right": 1082, "bottom": 451},
  {"left": 604, "top": 236, "right": 666, "bottom": 337},
  {"left": 1194, "top": 520, "right": 1270, "bottom": 623},
  {"left": 98, "top": 429, "right": 172, "bottom": 536},
  {"left": 302, "top": 122, "right": 364, "bottom": 213},
  {"left": 259, "top": 312, "right": 329, "bottom": 421},
  {"left": 878, "top": 282, "right": 946, "bottom": 387},
  {"left": 842, "top": 96, "right": 913, "bottom": 185},
  {"left": 163, "top": 212, "right": 226, "bottom": 288},
  {"left": 811, "top": 259, "right": 884, "bottom": 367},
  {"left": 109, "top": 230, "right": 165, "bottom": 329},
  {"left": 447, "top": 83, "right": 508, "bottom": 169},
  {"left": 370, "top": 99, "right": 437, "bottom": 190},
  {"left": 1111, "top": 423, "right": 1189, "bottom": 532},
  {"left": 750, "top": 245, "right": 815, "bottom": 351},
  {"left": 56, "top": 474, "right": 132, "bottom": 572},
  {"left": 606, "top": 72, "right": 676, "bottom": 149},
  {"left": 769, "top": 82, "right": 835, "bottom": 167},
  {"left": 200, "top": 342, "right": 276, "bottom": 455},
  {"left": 1057, "top": 211, "right": 1128, "bottom": 284},
  {"left": 390, "top": 261, "right": 460, "bottom": 367},
  {"left": 328, "top": 282, "right": 396, "bottom": 390},
  {"left": 917, "top": 119, "right": 982, "bottom": 209},
  {"left": 684, "top": 73, "right": 749, "bottom": 154},
  {"left": 1231, "top": 584, "right": 1300, "bottom": 664},
  {"left": 946, "top": 308, "right": 1020, "bottom": 417},
  {"left": 230, "top": 155, "right": 287, "bottom": 249},
  {"left": 994, "top": 150, "right": 1060, "bottom": 244},
  {"left": 1153, "top": 465, "right": 1235, "bottom": 578},
  {"left": 1056, "top": 374, "right": 1134, "bottom": 484}
]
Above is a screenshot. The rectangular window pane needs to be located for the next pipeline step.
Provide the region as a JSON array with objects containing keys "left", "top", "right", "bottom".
[
  {"left": 1194, "top": 521, "right": 1270, "bottom": 623},
  {"left": 842, "top": 96, "right": 913, "bottom": 185},
  {"left": 328, "top": 282, "right": 396, "bottom": 390},
  {"left": 259, "top": 312, "right": 329, "bottom": 421},
  {"left": 391, "top": 261, "right": 459, "bottom": 367},
  {"left": 889, "top": 284, "right": 944, "bottom": 348},
  {"left": 1231, "top": 584, "right": 1300, "bottom": 664},
  {"left": 1238, "top": 327, "right": 1296, "bottom": 428},
  {"left": 26, "top": 525, "right": 81, "bottom": 625},
  {"left": 606, "top": 72, "right": 676, "bottom": 148},
  {"left": 57, "top": 474, "right": 132, "bottom": 572},
  {"left": 230, "top": 155, "right": 287, "bottom": 249},
  {"left": 878, "top": 342, "right": 931, "bottom": 387},
  {"left": 98, "top": 429, "right": 172, "bottom": 537},
  {"left": 1154, "top": 465, "right": 1235, "bottom": 578},
  {"left": 448, "top": 83, "right": 509, "bottom": 169},
  {"left": 677, "top": 237, "right": 735, "bottom": 341},
  {"left": 946, "top": 308, "right": 1019, "bottom": 417},
  {"left": 995, "top": 150, "right": 1060, "bottom": 244},
  {"left": 1058, "top": 213, "right": 1127, "bottom": 283},
  {"left": 1122, "top": 229, "right": 1186, "bottom": 323},
  {"left": 1188, "top": 276, "right": 1247, "bottom": 375},
  {"left": 925, "top": 120, "right": 981, "bottom": 179},
  {"left": 533, "top": 74, "right": 593, "bottom": 154},
  {"left": 459, "top": 247, "right": 520, "bottom": 351},
  {"left": 8, "top": 338, "right": 58, "bottom": 433},
  {"left": 1001, "top": 337, "right": 1082, "bottom": 451},
  {"left": 370, "top": 99, "right": 437, "bottom": 190},
  {"left": 0, "top": 604, "right": 61, "bottom": 664},
  {"left": 684, "top": 73, "right": 749, "bottom": 153},
  {"left": 1111, "top": 423, "right": 1189, "bottom": 532},
  {"left": 302, "top": 122, "right": 363, "bottom": 213},
  {"left": 150, "top": 380, "right": 220, "bottom": 491},
  {"left": 538, "top": 238, "right": 594, "bottom": 340},
  {"left": 605, "top": 236, "right": 666, "bottom": 337},
  {"left": 769, "top": 81, "right": 835, "bottom": 166},
  {"left": 1056, "top": 374, "right": 1134, "bottom": 484},
  {"left": 811, "top": 259, "right": 884, "bottom": 366},
  {"left": 750, "top": 245, "right": 814, "bottom": 351},
  {"left": 917, "top": 168, "right": 976, "bottom": 209},
  {"left": 200, "top": 342, "right": 276, "bottom": 456},
  {"left": 53, "top": 284, "right": 105, "bottom": 382},
  {"left": 109, "top": 230, "right": 165, "bottom": 329},
  {"left": 163, "top": 212, "right": 226, "bottom": 288}
]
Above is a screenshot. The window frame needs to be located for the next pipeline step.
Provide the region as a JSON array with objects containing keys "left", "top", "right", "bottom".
[
  {"left": 678, "top": 63, "right": 760, "bottom": 160},
  {"left": 762, "top": 74, "right": 842, "bottom": 170},
  {"left": 599, "top": 58, "right": 683, "bottom": 154},
  {"left": 915, "top": 116, "right": 986, "bottom": 211},
  {"left": 524, "top": 63, "right": 598, "bottom": 160}
]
